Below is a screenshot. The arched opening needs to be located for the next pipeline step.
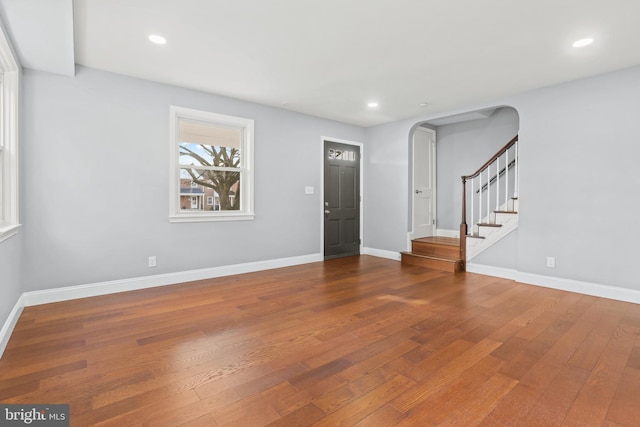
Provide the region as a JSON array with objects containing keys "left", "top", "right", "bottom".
[{"left": 405, "top": 106, "right": 520, "bottom": 270}]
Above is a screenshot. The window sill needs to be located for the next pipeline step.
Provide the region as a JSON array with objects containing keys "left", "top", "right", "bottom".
[
  {"left": 169, "top": 213, "right": 254, "bottom": 223},
  {"left": 0, "top": 223, "right": 21, "bottom": 243}
]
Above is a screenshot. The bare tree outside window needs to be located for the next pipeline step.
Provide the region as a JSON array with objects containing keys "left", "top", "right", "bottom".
[{"left": 180, "top": 143, "right": 240, "bottom": 211}]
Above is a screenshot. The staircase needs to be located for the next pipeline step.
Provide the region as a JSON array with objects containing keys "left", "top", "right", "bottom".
[
  {"left": 401, "top": 237, "right": 464, "bottom": 273},
  {"left": 466, "top": 197, "right": 518, "bottom": 259},
  {"left": 402, "top": 134, "right": 519, "bottom": 273}
]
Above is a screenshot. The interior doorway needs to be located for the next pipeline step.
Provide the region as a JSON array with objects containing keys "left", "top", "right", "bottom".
[{"left": 411, "top": 127, "right": 437, "bottom": 240}]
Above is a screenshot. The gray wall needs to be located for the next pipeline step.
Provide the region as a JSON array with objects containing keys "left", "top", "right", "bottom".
[
  {"left": 0, "top": 234, "right": 21, "bottom": 329},
  {"left": 363, "top": 117, "right": 416, "bottom": 251},
  {"left": 20, "top": 67, "right": 365, "bottom": 291},
  {"left": 514, "top": 65, "right": 640, "bottom": 289},
  {"left": 364, "top": 65, "right": 640, "bottom": 290},
  {"left": 435, "top": 107, "right": 519, "bottom": 230}
]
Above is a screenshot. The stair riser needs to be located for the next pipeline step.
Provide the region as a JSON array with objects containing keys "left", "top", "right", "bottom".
[
  {"left": 494, "top": 212, "right": 517, "bottom": 224},
  {"left": 411, "top": 241, "right": 459, "bottom": 258},
  {"left": 401, "top": 253, "right": 464, "bottom": 273},
  {"left": 477, "top": 227, "right": 498, "bottom": 238}
]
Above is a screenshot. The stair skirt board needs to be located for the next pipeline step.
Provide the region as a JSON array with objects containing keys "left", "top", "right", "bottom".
[
  {"left": 467, "top": 214, "right": 518, "bottom": 260},
  {"left": 465, "top": 197, "right": 519, "bottom": 261}
]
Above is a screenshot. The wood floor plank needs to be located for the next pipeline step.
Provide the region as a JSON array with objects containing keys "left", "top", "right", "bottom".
[
  {"left": 523, "top": 363, "right": 591, "bottom": 425},
  {"left": 397, "top": 354, "right": 506, "bottom": 425},
  {"left": 432, "top": 373, "right": 518, "bottom": 426},
  {"left": 354, "top": 404, "right": 404, "bottom": 426},
  {"left": 313, "top": 373, "right": 416, "bottom": 426},
  {"left": 1, "top": 256, "right": 639, "bottom": 426},
  {"left": 563, "top": 330, "right": 634, "bottom": 427},
  {"left": 391, "top": 337, "right": 502, "bottom": 413},
  {"left": 605, "top": 366, "right": 640, "bottom": 426}
]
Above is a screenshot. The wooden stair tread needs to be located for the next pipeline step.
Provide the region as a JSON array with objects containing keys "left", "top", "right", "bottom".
[
  {"left": 412, "top": 236, "right": 459, "bottom": 246},
  {"left": 477, "top": 223, "right": 502, "bottom": 227},
  {"left": 494, "top": 210, "right": 518, "bottom": 214},
  {"left": 400, "top": 252, "right": 460, "bottom": 262}
]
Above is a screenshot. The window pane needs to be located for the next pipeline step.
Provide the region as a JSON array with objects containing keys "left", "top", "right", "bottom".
[
  {"left": 328, "top": 148, "right": 355, "bottom": 161},
  {"left": 180, "top": 168, "right": 240, "bottom": 211},
  {"left": 178, "top": 119, "right": 241, "bottom": 168},
  {"left": 179, "top": 142, "right": 241, "bottom": 168}
]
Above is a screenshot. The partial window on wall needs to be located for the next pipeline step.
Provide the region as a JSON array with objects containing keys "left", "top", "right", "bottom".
[
  {"left": 169, "top": 106, "right": 254, "bottom": 222},
  {"left": 0, "top": 24, "right": 20, "bottom": 243}
]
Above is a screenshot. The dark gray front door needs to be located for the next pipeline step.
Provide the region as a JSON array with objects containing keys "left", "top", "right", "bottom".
[{"left": 324, "top": 141, "right": 360, "bottom": 259}]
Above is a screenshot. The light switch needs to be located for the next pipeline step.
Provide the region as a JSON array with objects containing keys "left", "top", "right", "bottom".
[{"left": 305, "top": 186, "right": 314, "bottom": 194}]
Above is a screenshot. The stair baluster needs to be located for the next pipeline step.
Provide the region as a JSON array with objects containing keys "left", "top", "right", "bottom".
[
  {"left": 478, "top": 172, "right": 482, "bottom": 233},
  {"left": 470, "top": 178, "right": 474, "bottom": 235},
  {"left": 496, "top": 156, "right": 500, "bottom": 212},
  {"left": 505, "top": 148, "right": 509, "bottom": 205},
  {"left": 486, "top": 167, "right": 490, "bottom": 222},
  {"left": 513, "top": 140, "right": 520, "bottom": 199}
]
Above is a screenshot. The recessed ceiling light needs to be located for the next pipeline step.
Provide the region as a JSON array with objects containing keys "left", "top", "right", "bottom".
[
  {"left": 572, "top": 38, "right": 593, "bottom": 48},
  {"left": 148, "top": 34, "right": 167, "bottom": 45},
  {"left": 367, "top": 102, "right": 379, "bottom": 108},
  {"left": 419, "top": 102, "right": 430, "bottom": 108}
]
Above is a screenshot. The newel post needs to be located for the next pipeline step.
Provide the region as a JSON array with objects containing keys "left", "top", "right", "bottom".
[{"left": 460, "top": 176, "right": 467, "bottom": 267}]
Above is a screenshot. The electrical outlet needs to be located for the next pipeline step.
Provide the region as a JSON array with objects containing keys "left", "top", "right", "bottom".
[
  {"left": 546, "top": 256, "right": 555, "bottom": 268},
  {"left": 148, "top": 256, "right": 157, "bottom": 268}
]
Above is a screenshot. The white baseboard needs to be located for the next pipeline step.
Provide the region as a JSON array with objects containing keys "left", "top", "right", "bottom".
[
  {"left": 362, "top": 247, "right": 401, "bottom": 261},
  {"left": 467, "top": 262, "right": 640, "bottom": 305},
  {"left": 436, "top": 229, "right": 459, "bottom": 238},
  {"left": 515, "top": 271, "right": 640, "bottom": 305},
  {"left": 0, "top": 294, "right": 25, "bottom": 359},
  {"left": 22, "top": 253, "right": 323, "bottom": 307},
  {"left": 466, "top": 263, "right": 518, "bottom": 280}
]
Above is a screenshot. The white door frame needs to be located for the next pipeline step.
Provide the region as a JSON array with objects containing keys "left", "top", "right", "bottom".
[
  {"left": 409, "top": 127, "right": 437, "bottom": 249},
  {"left": 320, "top": 136, "right": 364, "bottom": 257}
]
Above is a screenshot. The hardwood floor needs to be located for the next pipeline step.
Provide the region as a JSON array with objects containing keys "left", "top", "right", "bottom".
[{"left": 1, "top": 255, "right": 639, "bottom": 426}]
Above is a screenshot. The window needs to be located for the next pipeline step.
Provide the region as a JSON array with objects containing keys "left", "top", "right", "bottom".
[
  {"left": 170, "top": 106, "right": 254, "bottom": 222},
  {"left": 0, "top": 24, "right": 19, "bottom": 243},
  {"left": 328, "top": 148, "right": 356, "bottom": 161}
]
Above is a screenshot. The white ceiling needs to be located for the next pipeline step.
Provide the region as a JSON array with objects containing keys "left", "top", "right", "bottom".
[
  {"left": 0, "top": 0, "right": 74, "bottom": 76},
  {"left": 3, "top": 0, "right": 640, "bottom": 127}
]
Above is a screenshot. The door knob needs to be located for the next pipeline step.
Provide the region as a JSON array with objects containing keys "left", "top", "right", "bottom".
[
  {"left": 324, "top": 210, "right": 330, "bottom": 214},
  {"left": 415, "top": 189, "right": 423, "bottom": 194}
]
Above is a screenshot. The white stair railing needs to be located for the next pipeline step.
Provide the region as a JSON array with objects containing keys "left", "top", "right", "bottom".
[{"left": 460, "top": 135, "right": 519, "bottom": 261}]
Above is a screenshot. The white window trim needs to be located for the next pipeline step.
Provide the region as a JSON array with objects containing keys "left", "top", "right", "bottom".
[
  {"left": 0, "top": 22, "right": 20, "bottom": 243},
  {"left": 169, "top": 106, "right": 254, "bottom": 222}
]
